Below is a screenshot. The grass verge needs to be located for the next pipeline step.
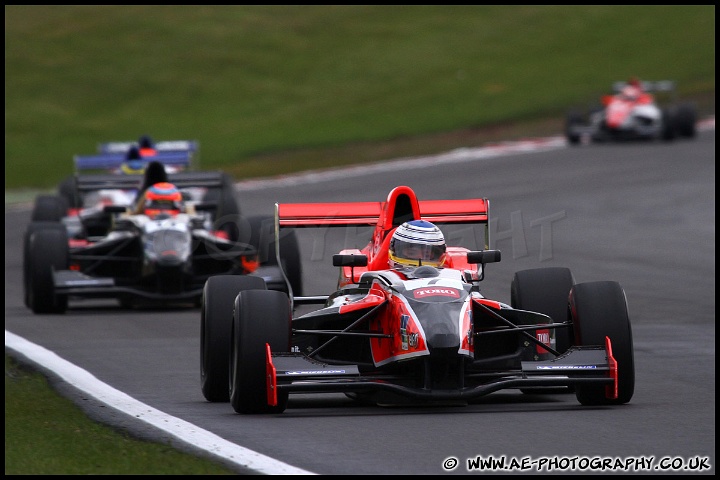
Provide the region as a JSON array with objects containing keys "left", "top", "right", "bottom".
[{"left": 4, "top": 354, "right": 236, "bottom": 475}]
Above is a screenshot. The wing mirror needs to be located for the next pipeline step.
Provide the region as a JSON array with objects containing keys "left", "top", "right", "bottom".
[
  {"left": 466, "top": 250, "right": 501, "bottom": 282},
  {"left": 333, "top": 254, "right": 368, "bottom": 285},
  {"left": 193, "top": 202, "right": 217, "bottom": 212},
  {"left": 333, "top": 254, "right": 368, "bottom": 267},
  {"left": 103, "top": 205, "right": 129, "bottom": 214},
  {"left": 467, "top": 250, "right": 501, "bottom": 264}
]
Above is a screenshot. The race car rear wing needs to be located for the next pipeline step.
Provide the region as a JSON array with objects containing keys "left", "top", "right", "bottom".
[
  {"left": 612, "top": 80, "right": 675, "bottom": 94},
  {"left": 74, "top": 151, "right": 193, "bottom": 173},
  {"left": 275, "top": 185, "right": 491, "bottom": 303},
  {"left": 74, "top": 170, "right": 229, "bottom": 193},
  {"left": 276, "top": 186, "right": 489, "bottom": 251},
  {"left": 97, "top": 140, "right": 199, "bottom": 154},
  {"left": 277, "top": 195, "right": 489, "bottom": 227}
]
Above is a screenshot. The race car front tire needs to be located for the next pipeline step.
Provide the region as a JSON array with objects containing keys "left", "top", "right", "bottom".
[
  {"left": 570, "top": 281, "right": 635, "bottom": 405},
  {"left": 565, "top": 112, "right": 584, "bottom": 145},
  {"left": 511, "top": 267, "right": 575, "bottom": 394},
  {"left": 230, "top": 289, "right": 291, "bottom": 414},
  {"left": 511, "top": 267, "right": 575, "bottom": 354},
  {"left": 23, "top": 222, "right": 67, "bottom": 308},
  {"left": 201, "top": 275, "right": 267, "bottom": 402},
  {"left": 28, "top": 228, "right": 69, "bottom": 314}
]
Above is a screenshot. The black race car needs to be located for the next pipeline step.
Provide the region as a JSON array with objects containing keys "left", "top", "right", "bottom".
[
  {"left": 24, "top": 142, "right": 302, "bottom": 313},
  {"left": 24, "top": 202, "right": 301, "bottom": 313}
]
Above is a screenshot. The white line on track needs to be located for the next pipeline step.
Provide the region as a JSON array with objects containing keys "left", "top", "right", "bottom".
[
  {"left": 234, "top": 116, "right": 715, "bottom": 192},
  {"left": 235, "top": 136, "right": 568, "bottom": 191},
  {"left": 4, "top": 330, "right": 317, "bottom": 475}
]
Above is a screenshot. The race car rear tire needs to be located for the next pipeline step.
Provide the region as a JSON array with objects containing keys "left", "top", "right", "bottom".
[
  {"left": 28, "top": 228, "right": 69, "bottom": 314},
  {"left": 511, "top": 267, "right": 575, "bottom": 354},
  {"left": 245, "top": 214, "right": 303, "bottom": 296},
  {"left": 58, "top": 175, "right": 83, "bottom": 209},
  {"left": 230, "top": 289, "right": 291, "bottom": 414},
  {"left": 31, "top": 194, "right": 68, "bottom": 222},
  {"left": 201, "top": 275, "right": 267, "bottom": 402},
  {"left": 205, "top": 173, "right": 242, "bottom": 242},
  {"left": 570, "top": 281, "right": 634, "bottom": 405},
  {"left": 23, "top": 222, "right": 67, "bottom": 308}
]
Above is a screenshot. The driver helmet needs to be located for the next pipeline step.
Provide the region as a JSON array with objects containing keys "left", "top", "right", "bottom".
[
  {"left": 144, "top": 182, "right": 182, "bottom": 218},
  {"left": 139, "top": 135, "right": 154, "bottom": 149},
  {"left": 621, "top": 85, "right": 641, "bottom": 101},
  {"left": 138, "top": 134, "right": 157, "bottom": 156},
  {"left": 120, "top": 146, "right": 146, "bottom": 175},
  {"left": 628, "top": 76, "right": 642, "bottom": 88},
  {"left": 389, "top": 220, "right": 446, "bottom": 268}
]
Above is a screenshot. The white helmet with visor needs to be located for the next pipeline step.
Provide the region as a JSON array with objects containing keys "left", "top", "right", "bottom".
[{"left": 389, "top": 220, "right": 446, "bottom": 267}]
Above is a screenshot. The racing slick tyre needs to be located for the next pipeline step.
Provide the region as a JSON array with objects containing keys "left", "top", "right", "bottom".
[
  {"left": 570, "top": 281, "right": 634, "bottom": 406},
  {"left": 511, "top": 267, "right": 575, "bottom": 355},
  {"left": 660, "top": 108, "right": 677, "bottom": 141},
  {"left": 565, "top": 111, "right": 584, "bottom": 145},
  {"left": 675, "top": 103, "right": 697, "bottom": 138},
  {"left": 246, "top": 214, "right": 303, "bottom": 296},
  {"left": 205, "top": 173, "right": 242, "bottom": 242},
  {"left": 230, "top": 289, "right": 291, "bottom": 414},
  {"left": 27, "top": 228, "right": 69, "bottom": 314},
  {"left": 201, "top": 275, "right": 267, "bottom": 402},
  {"left": 58, "top": 175, "right": 82, "bottom": 209},
  {"left": 31, "top": 194, "right": 69, "bottom": 222},
  {"left": 23, "top": 222, "right": 67, "bottom": 309},
  {"left": 511, "top": 267, "right": 575, "bottom": 394}
]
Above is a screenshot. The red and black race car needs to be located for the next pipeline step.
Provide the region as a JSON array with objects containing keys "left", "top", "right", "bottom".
[
  {"left": 565, "top": 79, "right": 697, "bottom": 144},
  {"left": 200, "top": 186, "right": 634, "bottom": 413}
]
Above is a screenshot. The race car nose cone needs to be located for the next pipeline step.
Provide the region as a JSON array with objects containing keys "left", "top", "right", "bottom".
[
  {"left": 425, "top": 322, "right": 460, "bottom": 350},
  {"left": 156, "top": 253, "right": 183, "bottom": 268}
]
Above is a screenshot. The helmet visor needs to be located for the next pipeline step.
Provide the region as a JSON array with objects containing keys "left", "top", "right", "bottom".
[
  {"left": 391, "top": 239, "right": 445, "bottom": 266},
  {"left": 146, "top": 199, "right": 181, "bottom": 211}
]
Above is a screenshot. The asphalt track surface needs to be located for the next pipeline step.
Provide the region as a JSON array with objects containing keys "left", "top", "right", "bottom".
[{"left": 5, "top": 125, "right": 715, "bottom": 475}]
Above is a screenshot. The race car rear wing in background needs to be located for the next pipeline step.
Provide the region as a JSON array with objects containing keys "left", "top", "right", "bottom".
[
  {"left": 73, "top": 151, "right": 193, "bottom": 173},
  {"left": 74, "top": 170, "right": 229, "bottom": 194},
  {"left": 98, "top": 140, "right": 199, "bottom": 154},
  {"left": 612, "top": 80, "right": 675, "bottom": 94},
  {"left": 97, "top": 139, "right": 200, "bottom": 170}
]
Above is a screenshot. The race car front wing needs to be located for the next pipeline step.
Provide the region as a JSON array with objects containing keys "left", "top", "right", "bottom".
[{"left": 265, "top": 340, "right": 617, "bottom": 406}]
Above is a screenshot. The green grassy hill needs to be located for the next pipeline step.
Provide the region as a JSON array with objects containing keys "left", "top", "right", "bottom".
[{"left": 5, "top": 5, "right": 715, "bottom": 190}]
